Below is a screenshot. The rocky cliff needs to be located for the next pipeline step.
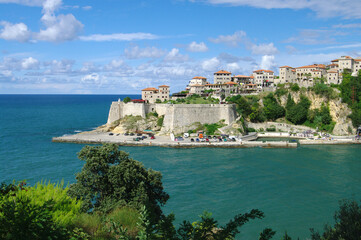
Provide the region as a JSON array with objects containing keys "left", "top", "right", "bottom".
[{"left": 278, "top": 90, "right": 353, "bottom": 135}]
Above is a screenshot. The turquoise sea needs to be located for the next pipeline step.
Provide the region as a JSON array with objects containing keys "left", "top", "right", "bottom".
[{"left": 1, "top": 94, "right": 361, "bottom": 239}]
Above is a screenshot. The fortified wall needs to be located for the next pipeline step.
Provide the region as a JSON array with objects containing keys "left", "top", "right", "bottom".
[{"left": 107, "top": 101, "right": 237, "bottom": 133}]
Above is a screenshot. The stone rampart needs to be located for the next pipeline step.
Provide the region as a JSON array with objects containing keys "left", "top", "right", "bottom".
[{"left": 107, "top": 101, "right": 237, "bottom": 133}]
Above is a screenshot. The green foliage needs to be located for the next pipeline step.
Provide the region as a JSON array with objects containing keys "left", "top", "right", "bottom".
[
  {"left": 266, "top": 127, "right": 276, "bottom": 132},
  {"left": 157, "top": 115, "right": 164, "bottom": 127},
  {"left": 123, "top": 97, "right": 131, "bottom": 103},
  {"left": 204, "top": 123, "right": 225, "bottom": 135},
  {"left": 310, "top": 200, "right": 361, "bottom": 240},
  {"left": 146, "top": 112, "right": 158, "bottom": 118},
  {"left": 246, "top": 127, "right": 256, "bottom": 132},
  {"left": 339, "top": 72, "right": 361, "bottom": 127},
  {"left": 182, "top": 94, "right": 219, "bottom": 104},
  {"left": 155, "top": 99, "right": 162, "bottom": 103},
  {"left": 306, "top": 104, "right": 334, "bottom": 132},
  {"left": 275, "top": 87, "right": 288, "bottom": 97},
  {"left": 227, "top": 95, "right": 252, "bottom": 117},
  {"left": 0, "top": 181, "right": 80, "bottom": 240},
  {"left": 123, "top": 115, "right": 143, "bottom": 131},
  {"left": 0, "top": 196, "right": 68, "bottom": 240},
  {"left": 290, "top": 83, "right": 300, "bottom": 92},
  {"left": 176, "top": 209, "right": 265, "bottom": 240},
  {"left": 286, "top": 95, "right": 311, "bottom": 125},
  {"left": 259, "top": 228, "right": 276, "bottom": 240},
  {"left": 263, "top": 93, "right": 285, "bottom": 121},
  {"left": 312, "top": 82, "right": 338, "bottom": 99},
  {"left": 107, "top": 207, "right": 141, "bottom": 238},
  {"left": 16, "top": 181, "right": 82, "bottom": 227},
  {"left": 285, "top": 93, "right": 295, "bottom": 112},
  {"left": 68, "top": 144, "right": 169, "bottom": 223},
  {"left": 250, "top": 106, "right": 266, "bottom": 123},
  {"left": 72, "top": 213, "right": 109, "bottom": 239}
]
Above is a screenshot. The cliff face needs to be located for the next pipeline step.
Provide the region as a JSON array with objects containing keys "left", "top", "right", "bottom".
[{"left": 279, "top": 90, "right": 353, "bottom": 135}]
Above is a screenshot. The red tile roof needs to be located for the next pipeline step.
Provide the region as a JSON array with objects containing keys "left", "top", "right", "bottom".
[
  {"left": 279, "top": 66, "right": 292, "bottom": 68},
  {"left": 297, "top": 64, "right": 323, "bottom": 69},
  {"left": 225, "top": 81, "right": 238, "bottom": 85},
  {"left": 192, "top": 76, "right": 207, "bottom": 79},
  {"left": 214, "top": 70, "right": 231, "bottom": 74},
  {"left": 142, "top": 87, "right": 158, "bottom": 91},
  {"left": 253, "top": 69, "right": 274, "bottom": 73},
  {"left": 158, "top": 85, "right": 169, "bottom": 87},
  {"left": 234, "top": 75, "right": 250, "bottom": 78}
]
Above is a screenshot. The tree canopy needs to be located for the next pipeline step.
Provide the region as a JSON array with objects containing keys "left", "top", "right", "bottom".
[{"left": 68, "top": 144, "right": 169, "bottom": 222}]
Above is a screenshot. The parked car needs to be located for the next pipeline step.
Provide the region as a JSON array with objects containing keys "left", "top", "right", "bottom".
[
  {"left": 175, "top": 137, "right": 184, "bottom": 141},
  {"left": 191, "top": 138, "right": 194, "bottom": 142},
  {"left": 150, "top": 136, "right": 155, "bottom": 140},
  {"left": 124, "top": 133, "right": 129, "bottom": 136},
  {"left": 137, "top": 133, "right": 142, "bottom": 136},
  {"left": 142, "top": 136, "right": 147, "bottom": 139},
  {"left": 196, "top": 138, "right": 200, "bottom": 142},
  {"left": 130, "top": 133, "right": 135, "bottom": 136},
  {"left": 109, "top": 133, "right": 114, "bottom": 136}
]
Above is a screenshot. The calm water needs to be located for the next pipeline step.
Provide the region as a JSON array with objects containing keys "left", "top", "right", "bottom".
[{"left": 1, "top": 95, "right": 361, "bottom": 239}]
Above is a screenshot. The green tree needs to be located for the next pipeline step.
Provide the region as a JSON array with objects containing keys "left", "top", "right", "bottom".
[
  {"left": 249, "top": 106, "right": 266, "bottom": 123},
  {"left": 310, "top": 200, "right": 361, "bottom": 240},
  {"left": 0, "top": 181, "right": 80, "bottom": 240},
  {"left": 68, "top": 144, "right": 169, "bottom": 223},
  {"left": 123, "top": 97, "right": 132, "bottom": 103},
  {"left": 285, "top": 93, "right": 295, "bottom": 112},
  {"left": 263, "top": 93, "right": 285, "bottom": 121},
  {"left": 286, "top": 95, "right": 311, "bottom": 125}
]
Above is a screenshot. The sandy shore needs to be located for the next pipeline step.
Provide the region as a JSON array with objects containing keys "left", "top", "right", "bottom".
[{"left": 52, "top": 132, "right": 297, "bottom": 148}]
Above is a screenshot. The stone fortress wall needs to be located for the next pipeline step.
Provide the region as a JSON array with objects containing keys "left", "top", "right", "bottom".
[{"left": 107, "top": 101, "right": 237, "bottom": 133}]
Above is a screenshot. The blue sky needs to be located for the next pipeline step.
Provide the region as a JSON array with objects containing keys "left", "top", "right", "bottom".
[{"left": 1, "top": 0, "right": 361, "bottom": 94}]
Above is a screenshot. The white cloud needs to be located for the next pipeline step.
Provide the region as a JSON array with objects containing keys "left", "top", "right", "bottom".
[
  {"left": 186, "top": 41, "right": 208, "bottom": 52},
  {"left": 36, "top": 14, "right": 83, "bottom": 42},
  {"left": 285, "top": 29, "right": 340, "bottom": 45},
  {"left": 79, "top": 33, "right": 159, "bottom": 42},
  {"left": 35, "top": 0, "right": 83, "bottom": 42},
  {"left": 124, "top": 45, "right": 166, "bottom": 59},
  {"left": 164, "top": 48, "right": 189, "bottom": 62},
  {"left": 251, "top": 43, "right": 279, "bottom": 55},
  {"left": 1, "top": 70, "right": 12, "bottom": 77},
  {"left": 82, "top": 5, "right": 91, "bottom": 10},
  {"left": 44, "top": 59, "right": 74, "bottom": 74},
  {"left": 0, "top": 0, "right": 83, "bottom": 42},
  {"left": 0, "top": 0, "right": 44, "bottom": 7},
  {"left": 226, "top": 62, "right": 241, "bottom": 72},
  {"left": 21, "top": 57, "right": 39, "bottom": 69},
  {"left": 209, "top": 30, "right": 247, "bottom": 47},
  {"left": 333, "top": 23, "right": 361, "bottom": 28},
  {"left": 260, "top": 55, "right": 276, "bottom": 70},
  {"left": 201, "top": 57, "right": 221, "bottom": 71},
  {"left": 0, "top": 21, "right": 31, "bottom": 42},
  {"left": 81, "top": 73, "right": 106, "bottom": 86},
  {"left": 195, "top": 0, "right": 361, "bottom": 19}
]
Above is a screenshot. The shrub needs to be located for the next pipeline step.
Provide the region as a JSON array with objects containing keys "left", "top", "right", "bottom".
[
  {"left": 266, "top": 127, "right": 276, "bottom": 132},
  {"left": 246, "top": 128, "right": 256, "bottom": 132},
  {"left": 123, "top": 97, "right": 131, "bottom": 103},
  {"left": 263, "top": 93, "right": 285, "bottom": 121},
  {"left": 286, "top": 95, "right": 311, "bottom": 125},
  {"left": 290, "top": 83, "right": 300, "bottom": 92},
  {"left": 157, "top": 115, "right": 164, "bottom": 127}
]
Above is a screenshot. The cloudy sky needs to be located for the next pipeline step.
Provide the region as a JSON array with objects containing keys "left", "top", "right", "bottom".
[{"left": 1, "top": 0, "right": 361, "bottom": 94}]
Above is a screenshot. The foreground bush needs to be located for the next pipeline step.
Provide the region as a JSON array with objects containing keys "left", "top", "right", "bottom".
[{"left": 0, "top": 181, "right": 82, "bottom": 240}]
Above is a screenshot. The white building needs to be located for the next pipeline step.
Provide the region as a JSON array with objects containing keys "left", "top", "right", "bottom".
[
  {"left": 252, "top": 69, "right": 274, "bottom": 88},
  {"left": 142, "top": 85, "right": 170, "bottom": 103},
  {"left": 187, "top": 76, "right": 208, "bottom": 90},
  {"left": 278, "top": 66, "right": 296, "bottom": 85},
  {"left": 214, "top": 70, "right": 232, "bottom": 84}
]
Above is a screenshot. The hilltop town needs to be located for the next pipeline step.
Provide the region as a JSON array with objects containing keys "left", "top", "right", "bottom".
[{"left": 140, "top": 55, "right": 361, "bottom": 103}]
